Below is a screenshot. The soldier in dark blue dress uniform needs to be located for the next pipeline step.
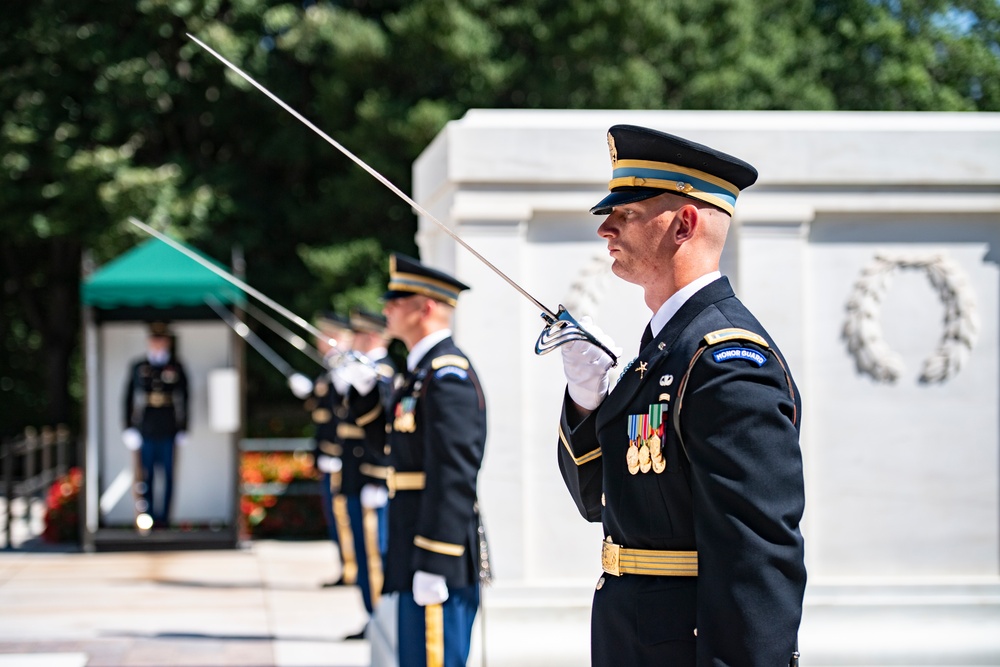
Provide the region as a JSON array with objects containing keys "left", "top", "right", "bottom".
[
  {"left": 345, "top": 254, "right": 488, "bottom": 667},
  {"left": 329, "top": 308, "right": 397, "bottom": 637},
  {"left": 555, "top": 125, "right": 806, "bottom": 666},
  {"left": 303, "top": 312, "right": 355, "bottom": 585},
  {"left": 122, "top": 321, "right": 189, "bottom": 529}
]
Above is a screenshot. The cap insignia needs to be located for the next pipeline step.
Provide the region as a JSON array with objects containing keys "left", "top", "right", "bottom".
[{"left": 608, "top": 133, "right": 618, "bottom": 167}]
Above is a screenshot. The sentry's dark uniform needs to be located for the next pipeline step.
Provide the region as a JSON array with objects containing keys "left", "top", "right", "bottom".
[
  {"left": 338, "top": 348, "right": 396, "bottom": 615},
  {"left": 304, "top": 370, "right": 353, "bottom": 580},
  {"left": 124, "top": 356, "right": 189, "bottom": 438},
  {"left": 124, "top": 352, "right": 188, "bottom": 526},
  {"left": 363, "top": 252, "right": 489, "bottom": 666},
  {"left": 559, "top": 124, "right": 805, "bottom": 666},
  {"left": 558, "top": 278, "right": 805, "bottom": 665},
  {"left": 358, "top": 339, "right": 487, "bottom": 589},
  {"left": 386, "top": 339, "right": 486, "bottom": 594}
]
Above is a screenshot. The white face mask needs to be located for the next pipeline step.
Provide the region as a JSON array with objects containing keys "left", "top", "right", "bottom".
[{"left": 147, "top": 349, "right": 169, "bottom": 365}]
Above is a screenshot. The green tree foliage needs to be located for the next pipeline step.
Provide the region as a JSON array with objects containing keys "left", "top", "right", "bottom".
[
  {"left": 1, "top": 0, "right": 997, "bottom": 436},
  {"left": 815, "top": 0, "right": 1000, "bottom": 109}
]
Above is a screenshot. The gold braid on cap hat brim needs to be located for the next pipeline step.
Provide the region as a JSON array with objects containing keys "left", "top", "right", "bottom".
[
  {"left": 388, "top": 272, "right": 460, "bottom": 306},
  {"left": 608, "top": 159, "right": 740, "bottom": 216}
]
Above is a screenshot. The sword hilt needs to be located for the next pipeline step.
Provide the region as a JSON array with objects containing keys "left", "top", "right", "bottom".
[
  {"left": 323, "top": 349, "right": 394, "bottom": 378},
  {"left": 535, "top": 306, "right": 619, "bottom": 367}
]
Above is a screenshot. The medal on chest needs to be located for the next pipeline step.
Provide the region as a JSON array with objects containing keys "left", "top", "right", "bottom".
[
  {"left": 394, "top": 396, "right": 417, "bottom": 433},
  {"left": 626, "top": 403, "right": 668, "bottom": 475}
]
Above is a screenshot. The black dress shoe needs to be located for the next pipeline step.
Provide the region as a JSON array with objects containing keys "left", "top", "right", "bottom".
[
  {"left": 321, "top": 577, "right": 345, "bottom": 588},
  {"left": 344, "top": 624, "right": 368, "bottom": 640}
]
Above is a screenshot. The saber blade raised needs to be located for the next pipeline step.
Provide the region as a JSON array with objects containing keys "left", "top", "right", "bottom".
[{"left": 184, "top": 34, "right": 618, "bottom": 365}]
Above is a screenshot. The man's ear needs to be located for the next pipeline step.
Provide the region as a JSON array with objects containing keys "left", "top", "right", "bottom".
[{"left": 673, "top": 204, "right": 700, "bottom": 244}]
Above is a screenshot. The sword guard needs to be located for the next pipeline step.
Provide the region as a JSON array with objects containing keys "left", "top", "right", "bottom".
[
  {"left": 535, "top": 306, "right": 619, "bottom": 367},
  {"left": 324, "top": 349, "right": 379, "bottom": 373}
]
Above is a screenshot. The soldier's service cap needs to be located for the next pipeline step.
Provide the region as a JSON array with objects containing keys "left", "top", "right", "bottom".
[
  {"left": 147, "top": 321, "right": 172, "bottom": 337},
  {"left": 384, "top": 253, "right": 470, "bottom": 307},
  {"left": 350, "top": 308, "right": 387, "bottom": 334},
  {"left": 591, "top": 124, "right": 758, "bottom": 217}
]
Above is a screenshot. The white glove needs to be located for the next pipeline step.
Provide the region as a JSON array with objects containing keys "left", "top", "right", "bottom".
[
  {"left": 288, "top": 373, "right": 314, "bottom": 399},
  {"left": 316, "top": 455, "right": 342, "bottom": 474},
  {"left": 332, "top": 358, "right": 379, "bottom": 396},
  {"left": 560, "top": 316, "right": 621, "bottom": 410},
  {"left": 412, "top": 570, "right": 449, "bottom": 606},
  {"left": 175, "top": 431, "right": 190, "bottom": 447},
  {"left": 122, "top": 428, "right": 142, "bottom": 451},
  {"left": 360, "top": 483, "right": 389, "bottom": 509}
]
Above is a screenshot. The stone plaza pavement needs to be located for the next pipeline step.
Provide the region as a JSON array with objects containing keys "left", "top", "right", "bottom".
[{"left": 0, "top": 540, "right": 373, "bottom": 667}]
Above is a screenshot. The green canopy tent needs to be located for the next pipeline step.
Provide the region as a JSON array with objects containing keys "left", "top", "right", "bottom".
[
  {"left": 80, "top": 238, "right": 245, "bottom": 551},
  {"left": 82, "top": 238, "right": 243, "bottom": 316}
]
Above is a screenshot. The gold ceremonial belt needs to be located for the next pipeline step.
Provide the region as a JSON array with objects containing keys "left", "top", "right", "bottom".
[
  {"left": 336, "top": 423, "right": 365, "bottom": 440},
  {"left": 360, "top": 463, "right": 389, "bottom": 479},
  {"left": 360, "top": 464, "right": 425, "bottom": 498},
  {"left": 601, "top": 538, "right": 698, "bottom": 577},
  {"left": 147, "top": 392, "right": 173, "bottom": 407}
]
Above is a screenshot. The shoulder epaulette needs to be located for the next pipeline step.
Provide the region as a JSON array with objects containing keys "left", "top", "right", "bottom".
[
  {"left": 703, "top": 328, "right": 769, "bottom": 349},
  {"left": 431, "top": 354, "right": 469, "bottom": 370}
]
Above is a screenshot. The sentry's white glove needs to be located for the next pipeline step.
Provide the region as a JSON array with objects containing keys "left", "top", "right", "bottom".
[
  {"left": 360, "top": 483, "right": 389, "bottom": 509},
  {"left": 122, "top": 428, "right": 142, "bottom": 451},
  {"left": 332, "top": 359, "right": 379, "bottom": 396},
  {"left": 288, "top": 373, "right": 314, "bottom": 399},
  {"left": 412, "top": 570, "right": 449, "bottom": 606},
  {"left": 316, "top": 455, "right": 343, "bottom": 474},
  {"left": 175, "top": 431, "right": 190, "bottom": 447},
  {"left": 560, "top": 316, "right": 621, "bottom": 411}
]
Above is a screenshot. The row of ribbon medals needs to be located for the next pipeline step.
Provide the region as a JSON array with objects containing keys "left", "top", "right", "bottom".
[
  {"left": 393, "top": 396, "right": 417, "bottom": 433},
  {"left": 627, "top": 403, "right": 667, "bottom": 474}
]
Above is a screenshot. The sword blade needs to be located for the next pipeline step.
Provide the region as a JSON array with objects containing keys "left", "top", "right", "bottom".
[
  {"left": 205, "top": 297, "right": 296, "bottom": 377},
  {"left": 243, "top": 301, "right": 327, "bottom": 367},
  {"left": 127, "top": 216, "right": 338, "bottom": 348},
  {"left": 186, "top": 32, "right": 557, "bottom": 319}
]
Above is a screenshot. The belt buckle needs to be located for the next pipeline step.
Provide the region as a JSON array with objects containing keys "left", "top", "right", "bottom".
[
  {"left": 386, "top": 468, "right": 396, "bottom": 499},
  {"left": 601, "top": 538, "right": 621, "bottom": 577}
]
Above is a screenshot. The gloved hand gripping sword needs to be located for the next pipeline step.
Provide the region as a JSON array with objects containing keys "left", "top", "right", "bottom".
[{"left": 184, "top": 33, "right": 618, "bottom": 366}]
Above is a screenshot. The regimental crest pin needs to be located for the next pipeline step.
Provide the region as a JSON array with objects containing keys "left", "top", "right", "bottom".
[{"left": 660, "top": 374, "right": 673, "bottom": 387}]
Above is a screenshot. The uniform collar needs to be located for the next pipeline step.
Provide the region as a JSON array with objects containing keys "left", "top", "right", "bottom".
[
  {"left": 407, "top": 329, "right": 451, "bottom": 371},
  {"left": 648, "top": 271, "right": 721, "bottom": 337}
]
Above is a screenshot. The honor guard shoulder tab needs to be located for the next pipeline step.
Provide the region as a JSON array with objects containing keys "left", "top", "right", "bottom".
[
  {"left": 703, "top": 328, "right": 769, "bottom": 349},
  {"left": 431, "top": 355, "right": 469, "bottom": 370}
]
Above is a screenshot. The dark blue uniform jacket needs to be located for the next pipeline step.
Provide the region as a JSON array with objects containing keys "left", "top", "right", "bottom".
[{"left": 558, "top": 277, "right": 806, "bottom": 666}]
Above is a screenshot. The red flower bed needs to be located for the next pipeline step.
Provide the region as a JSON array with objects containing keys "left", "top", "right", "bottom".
[
  {"left": 43, "top": 467, "right": 82, "bottom": 543},
  {"left": 241, "top": 451, "right": 326, "bottom": 539},
  {"left": 41, "top": 455, "right": 325, "bottom": 542}
]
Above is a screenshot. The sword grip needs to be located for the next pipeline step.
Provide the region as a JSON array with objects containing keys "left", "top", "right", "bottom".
[{"left": 535, "top": 306, "right": 619, "bottom": 367}]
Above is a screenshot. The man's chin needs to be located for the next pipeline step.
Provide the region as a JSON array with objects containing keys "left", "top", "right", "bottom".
[{"left": 609, "top": 261, "right": 631, "bottom": 282}]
